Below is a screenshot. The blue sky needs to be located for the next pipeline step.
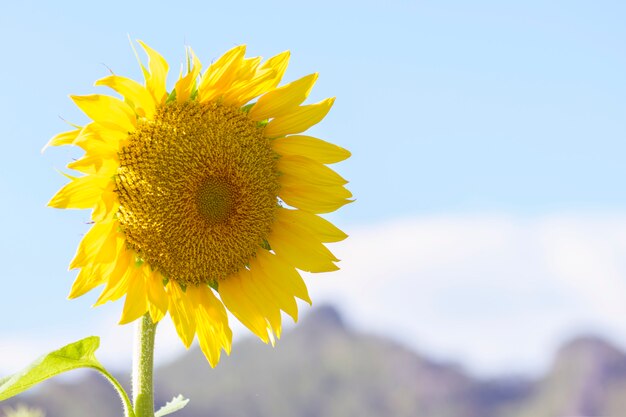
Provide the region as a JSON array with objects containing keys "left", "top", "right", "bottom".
[{"left": 1, "top": 0, "right": 626, "bottom": 376}]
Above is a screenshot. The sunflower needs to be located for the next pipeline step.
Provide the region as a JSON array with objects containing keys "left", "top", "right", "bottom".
[{"left": 47, "top": 41, "right": 351, "bottom": 366}]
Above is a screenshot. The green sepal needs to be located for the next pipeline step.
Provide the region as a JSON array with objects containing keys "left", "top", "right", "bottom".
[
  {"left": 165, "top": 89, "right": 177, "bottom": 104},
  {"left": 134, "top": 256, "right": 145, "bottom": 268},
  {"left": 155, "top": 394, "right": 190, "bottom": 417},
  {"left": 260, "top": 239, "right": 272, "bottom": 251},
  {"left": 0, "top": 337, "right": 135, "bottom": 417},
  {"left": 241, "top": 103, "right": 255, "bottom": 113}
]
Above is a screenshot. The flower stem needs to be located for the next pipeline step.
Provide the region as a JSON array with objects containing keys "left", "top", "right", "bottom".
[{"left": 132, "top": 313, "right": 158, "bottom": 417}]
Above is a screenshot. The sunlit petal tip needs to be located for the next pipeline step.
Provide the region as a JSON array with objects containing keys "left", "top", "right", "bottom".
[
  {"left": 146, "top": 274, "right": 168, "bottom": 313},
  {"left": 248, "top": 73, "right": 319, "bottom": 121},
  {"left": 70, "top": 94, "right": 136, "bottom": 132},
  {"left": 197, "top": 45, "right": 249, "bottom": 103},
  {"left": 266, "top": 50, "right": 290, "bottom": 64},
  {"left": 48, "top": 175, "right": 109, "bottom": 209},
  {"left": 42, "top": 128, "right": 81, "bottom": 153},
  {"left": 167, "top": 282, "right": 197, "bottom": 348},
  {"left": 94, "top": 75, "right": 156, "bottom": 118},
  {"left": 174, "top": 48, "right": 203, "bottom": 103},
  {"left": 260, "top": 50, "right": 290, "bottom": 82},
  {"left": 277, "top": 208, "right": 349, "bottom": 243},
  {"left": 118, "top": 267, "right": 149, "bottom": 324},
  {"left": 264, "top": 97, "right": 336, "bottom": 138},
  {"left": 136, "top": 40, "right": 169, "bottom": 104},
  {"left": 268, "top": 329, "right": 277, "bottom": 347},
  {"left": 128, "top": 36, "right": 150, "bottom": 82},
  {"left": 67, "top": 265, "right": 106, "bottom": 299},
  {"left": 279, "top": 155, "right": 348, "bottom": 187},
  {"left": 272, "top": 135, "right": 350, "bottom": 164}
]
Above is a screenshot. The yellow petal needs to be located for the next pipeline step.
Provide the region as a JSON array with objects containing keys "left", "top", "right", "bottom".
[
  {"left": 70, "top": 234, "right": 126, "bottom": 300},
  {"left": 235, "top": 56, "right": 261, "bottom": 80},
  {"left": 71, "top": 131, "right": 120, "bottom": 166},
  {"left": 66, "top": 143, "right": 118, "bottom": 177},
  {"left": 256, "top": 249, "right": 311, "bottom": 304},
  {"left": 119, "top": 266, "right": 148, "bottom": 325},
  {"left": 264, "top": 97, "right": 335, "bottom": 137},
  {"left": 95, "top": 75, "right": 156, "bottom": 119},
  {"left": 67, "top": 154, "right": 118, "bottom": 176},
  {"left": 68, "top": 264, "right": 107, "bottom": 299},
  {"left": 137, "top": 40, "right": 169, "bottom": 105},
  {"left": 71, "top": 95, "right": 136, "bottom": 133},
  {"left": 221, "top": 68, "right": 275, "bottom": 107},
  {"left": 279, "top": 182, "right": 353, "bottom": 214},
  {"left": 222, "top": 51, "right": 291, "bottom": 107},
  {"left": 272, "top": 135, "right": 351, "bottom": 164},
  {"left": 278, "top": 155, "right": 347, "bottom": 187},
  {"left": 269, "top": 213, "right": 340, "bottom": 272},
  {"left": 197, "top": 45, "right": 246, "bottom": 103},
  {"left": 93, "top": 245, "right": 134, "bottom": 306},
  {"left": 128, "top": 35, "right": 150, "bottom": 81},
  {"left": 167, "top": 281, "right": 197, "bottom": 348},
  {"left": 48, "top": 175, "right": 112, "bottom": 209},
  {"left": 248, "top": 73, "right": 318, "bottom": 121},
  {"left": 73, "top": 122, "right": 127, "bottom": 152},
  {"left": 148, "top": 302, "right": 166, "bottom": 323},
  {"left": 242, "top": 264, "right": 283, "bottom": 336},
  {"left": 174, "top": 47, "right": 202, "bottom": 103},
  {"left": 145, "top": 271, "right": 168, "bottom": 322},
  {"left": 69, "top": 220, "right": 118, "bottom": 269},
  {"left": 42, "top": 128, "right": 81, "bottom": 151},
  {"left": 276, "top": 207, "right": 347, "bottom": 243},
  {"left": 78, "top": 138, "right": 119, "bottom": 158},
  {"left": 219, "top": 270, "right": 272, "bottom": 343},
  {"left": 91, "top": 185, "right": 119, "bottom": 222},
  {"left": 258, "top": 50, "right": 290, "bottom": 90},
  {"left": 248, "top": 253, "right": 299, "bottom": 321},
  {"left": 187, "top": 286, "right": 232, "bottom": 367}
]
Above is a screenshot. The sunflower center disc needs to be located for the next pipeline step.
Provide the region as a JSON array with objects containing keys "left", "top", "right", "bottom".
[
  {"left": 196, "top": 178, "right": 234, "bottom": 225},
  {"left": 115, "top": 101, "right": 279, "bottom": 286}
]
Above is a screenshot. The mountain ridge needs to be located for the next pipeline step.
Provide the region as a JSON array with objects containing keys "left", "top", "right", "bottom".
[{"left": 4, "top": 305, "right": 626, "bottom": 417}]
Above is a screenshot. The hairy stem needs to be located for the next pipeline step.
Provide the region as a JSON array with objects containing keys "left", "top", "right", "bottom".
[{"left": 132, "top": 314, "right": 158, "bottom": 417}]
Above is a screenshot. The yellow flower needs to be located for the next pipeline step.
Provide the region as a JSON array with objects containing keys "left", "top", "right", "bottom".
[{"left": 47, "top": 41, "right": 351, "bottom": 366}]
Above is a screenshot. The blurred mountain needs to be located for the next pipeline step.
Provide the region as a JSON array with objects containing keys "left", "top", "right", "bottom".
[
  {"left": 155, "top": 305, "right": 521, "bottom": 417},
  {"left": 505, "top": 336, "right": 626, "bottom": 417},
  {"left": 3, "top": 306, "right": 626, "bottom": 417}
]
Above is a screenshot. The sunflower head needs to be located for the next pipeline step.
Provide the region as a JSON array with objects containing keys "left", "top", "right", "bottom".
[{"left": 47, "top": 41, "right": 351, "bottom": 366}]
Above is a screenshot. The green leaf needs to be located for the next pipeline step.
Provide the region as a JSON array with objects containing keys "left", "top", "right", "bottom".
[
  {"left": 155, "top": 394, "right": 190, "bottom": 417},
  {"left": 0, "top": 336, "right": 134, "bottom": 417},
  {"left": 0, "top": 336, "right": 103, "bottom": 401}
]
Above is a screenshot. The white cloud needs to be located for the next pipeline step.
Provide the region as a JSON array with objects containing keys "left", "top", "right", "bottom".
[{"left": 308, "top": 212, "right": 626, "bottom": 376}]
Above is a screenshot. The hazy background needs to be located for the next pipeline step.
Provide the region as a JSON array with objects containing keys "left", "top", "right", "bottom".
[{"left": 1, "top": 0, "right": 626, "bottom": 380}]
